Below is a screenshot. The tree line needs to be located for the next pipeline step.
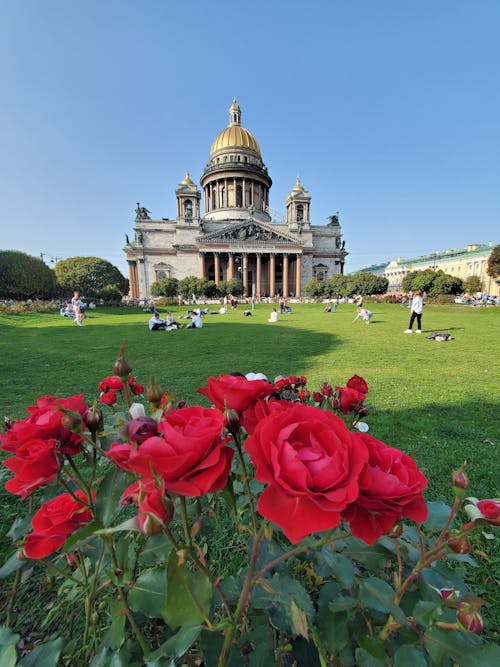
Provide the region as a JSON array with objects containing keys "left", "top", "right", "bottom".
[{"left": 0, "top": 251, "right": 128, "bottom": 302}]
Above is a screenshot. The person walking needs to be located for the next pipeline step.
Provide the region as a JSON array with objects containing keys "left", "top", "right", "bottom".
[
  {"left": 71, "top": 291, "right": 84, "bottom": 326},
  {"left": 404, "top": 290, "right": 423, "bottom": 333}
]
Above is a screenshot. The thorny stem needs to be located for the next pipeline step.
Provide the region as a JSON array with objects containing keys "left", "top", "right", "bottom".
[
  {"left": 6, "top": 569, "right": 21, "bottom": 626},
  {"left": 233, "top": 429, "right": 258, "bottom": 534},
  {"left": 393, "top": 538, "right": 403, "bottom": 588},
  {"left": 104, "top": 535, "right": 150, "bottom": 657},
  {"left": 436, "top": 497, "right": 461, "bottom": 544},
  {"left": 178, "top": 497, "right": 234, "bottom": 622},
  {"left": 58, "top": 475, "right": 92, "bottom": 509},
  {"left": 219, "top": 524, "right": 266, "bottom": 667},
  {"left": 65, "top": 453, "right": 91, "bottom": 496}
]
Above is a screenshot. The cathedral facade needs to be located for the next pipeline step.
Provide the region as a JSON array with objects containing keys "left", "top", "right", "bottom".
[{"left": 124, "top": 101, "right": 347, "bottom": 299}]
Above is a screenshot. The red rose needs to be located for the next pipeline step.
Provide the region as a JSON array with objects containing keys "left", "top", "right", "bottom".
[
  {"left": 108, "top": 407, "right": 233, "bottom": 496},
  {"left": 138, "top": 487, "right": 173, "bottom": 535},
  {"left": 98, "top": 376, "right": 124, "bottom": 392},
  {"left": 240, "top": 398, "right": 293, "bottom": 436},
  {"left": 346, "top": 375, "right": 369, "bottom": 394},
  {"left": 342, "top": 433, "right": 428, "bottom": 545},
  {"left": 127, "top": 417, "right": 158, "bottom": 444},
  {"left": 245, "top": 403, "right": 369, "bottom": 543},
  {"left": 335, "top": 386, "right": 366, "bottom": 414},
  {"left": 476, "top": 499, "right": 500, "bottom": 526},
  {"left": 131, "top": 383, "right": 145, "bottom": 396},
  {"left": 4, "top": 438, "right": 59, "bottom": 499},
  {"left": 24, "top": 490, "right": 94, "bottom": 559},
  {"left": 100, "top": 390, "right": 118, "bottom": 406},
  {"left": 0, "top": 395, "right": 87, "bottom": 455},
  {"left": 198, "top": 375, "right": 274, "bottom": 413}
]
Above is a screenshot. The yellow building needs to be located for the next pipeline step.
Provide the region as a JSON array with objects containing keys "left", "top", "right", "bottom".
[{"left": 384, "top": 243, "right": 498, "bottom": 296}]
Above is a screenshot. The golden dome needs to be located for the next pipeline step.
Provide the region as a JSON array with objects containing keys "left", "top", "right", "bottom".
[
  {"left": 180, "top": 171, "right": 194, "bottom": 185},
  {"left": 291, "top": 177, "right": 304, "bottom": 192},
  {"left": 210, "top": 100, "right": 261, "bottom": 157}
]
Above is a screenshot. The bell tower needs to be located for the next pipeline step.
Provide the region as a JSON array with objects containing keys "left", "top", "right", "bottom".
[
  {"left": 285, "top": 178, "right": 311, "bottom": 232},
  {"left": 175, "top": 172, "right": 201, "bottom": 223}
]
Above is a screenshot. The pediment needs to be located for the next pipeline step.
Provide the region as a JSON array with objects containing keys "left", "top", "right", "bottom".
[{"left": 199, "top": 220, "right": 299, "bottom": 245}]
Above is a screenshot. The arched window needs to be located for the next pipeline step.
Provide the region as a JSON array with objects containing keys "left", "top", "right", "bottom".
[
  {"left": 184, "top": 200, "right": 193, "bottom": 218},
  {"left": 296, "top": 204, "right": 304, "bottom": 222}
]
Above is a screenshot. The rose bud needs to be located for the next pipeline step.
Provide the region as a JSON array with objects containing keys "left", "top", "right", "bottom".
[
  {"left": 112, "top": 343, "right": 132, "bottom": 378},
  {"left": 177, "top": 400, "right": 187, "bottom": 409},
  {"left": 321, "top": 382, "right": 333, "bottom": 397},
  {"left": 61, "top": 412, "right": 83, "bottom": 433},
  {"left": 146, "top": 377, "right": 163, "bottom": 407},
  {"left": 313, "top": 392, "right": 324, "bottom": 403},
  {"left": 446, "top": 530, "right": 471, "bottom": 554},
  {"left": 457, "top": 604, "right": 484, "bottom": 633},
  {"left": 3, "top": 417, "right": 13, "bottom": 431},
  {"left": 127, "top": 417, "right": 158, "bottom": 445},
  {"left": 224, "top": 407, "right": 240, "bottom": 432},
  {"left": 451, "top": 463, "right": 469, "bottom": 496},
  {"left": 387, "top": 521, "right": 403, "bottom": 539},
  {"left": 83, "top": 406, "right": 103, "bottom": 433},
  {"left": 476, "top": 499, "right": 500, "bottom": 526}
]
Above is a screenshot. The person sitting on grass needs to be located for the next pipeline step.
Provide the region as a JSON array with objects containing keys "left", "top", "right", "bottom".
[
  {"left": 186, "top": 312, "right": 203, "bottom": 329},
  {"left": 268, "top": 307, "right": 278, "bottom": 323},
  {"left": 165, "top": 311, "right": 182, "bottom": 330},
  {"left": 149, "top": 311, "right": 167, "bottom": 330},
  {"left": 353, "top": 306, "right": 373, "bottom": 325}
]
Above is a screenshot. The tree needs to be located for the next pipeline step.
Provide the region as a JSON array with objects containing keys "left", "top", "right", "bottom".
[
  {"left": 0, "top": 250, "right": 58, "bottom": 299},
  {"left": 324, "top": 274, "right": 349, "bottom": 297},
  {"left": 217, "top": 279, "right": 244, "bottom": 297},
  {"left": 54, "top": 257, "right": 128, "bottom": 299},
  {"left": 150, "top": 278, "right": 179, "bottom": 298},
  {"left": 430, "top": 273, "right": 463, "bottom": 296},
  {"left": 347, "top": 272, "right": 389, "bottom": 295},
  {"left": 402, "top": 269, "right": 437, "bottom": 294},
  {"left": 462, "top": 275, "right": 482, "bottom": 294},
  {"left": 486, "top": 245, "right": 500, "bottom": 279},
  {"left": 303, "top": 278, "right": 325, "bottom": 298},
  {"left": 178, "top": 276, "right": 206, "bottom": 300}
]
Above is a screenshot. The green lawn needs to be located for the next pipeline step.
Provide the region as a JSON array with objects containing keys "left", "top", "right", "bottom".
[
  {"left": 0, "top": 301, "right": 499, "bottom": 642},
  {"left": 1, "top": 302, "right": 498, "bottom": 500}
]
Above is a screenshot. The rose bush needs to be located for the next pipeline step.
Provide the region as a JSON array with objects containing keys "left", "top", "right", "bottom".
[{"left": 0, "top": 348, "right": 498, "bottom": 667}]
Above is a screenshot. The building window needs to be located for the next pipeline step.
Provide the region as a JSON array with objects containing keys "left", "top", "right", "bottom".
[
  {"left": 236, "top": 184, "right": 242, "bottom": 207},
  {"left": 184, "top": 200, "right": 193, "bottom": 218},
  {"left": 296, "top": 204, "right": 303, "bottom": 222},
  {"left": 221, "top": 187, "right": 225, "bottom": 207}
]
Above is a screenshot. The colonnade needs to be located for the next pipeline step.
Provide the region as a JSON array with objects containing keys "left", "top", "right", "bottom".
[{"left": 199, "top": 251, "right": 302, "bottom": 298}]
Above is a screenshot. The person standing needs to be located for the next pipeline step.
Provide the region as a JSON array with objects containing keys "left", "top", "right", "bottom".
[
  {"left": 71, "top": 291, "right": 84, "bottom": 326},
  {"left": 404, "top": 290, "right": 423, "bottom": 333}
]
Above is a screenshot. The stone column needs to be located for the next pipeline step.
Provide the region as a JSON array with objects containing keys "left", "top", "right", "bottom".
[
  {"left": 242, "top": 253, "right": 248, "bottom": 296},
  {"left": 199, "top": 253, "right": 206, "bottom": 280},
  {"left": 269, "top": 253, "right": 275, "bottom": 297},
  {"left": 233, "top": 178, "right": 236, "bottom": 207},
  {"left": 295, "top": 254, "right": 301, "bottom": 297},
  {"left": 242, "top": 178, "right": 246, "bottom": 207},
  {"left": 283, "top": 254, "right": 289, "bottom": 297},
  {"left": 214, "top": 253, "right": 220, "bottom": 285},
  {"left": 256, "top": 254, "right": 262, "bottom": 298},
  {"left": 227, "top": 254, "right": 234, "bottom": 280}
]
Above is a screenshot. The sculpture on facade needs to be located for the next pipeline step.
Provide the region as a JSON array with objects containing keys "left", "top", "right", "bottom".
[
  {"left": 135, "top": 203, "right": 151, "bottom": 220},
  {"left": 328, "top": 213, "right": 340, "bottom": 226}
]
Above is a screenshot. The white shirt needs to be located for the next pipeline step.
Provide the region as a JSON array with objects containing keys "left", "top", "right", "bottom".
[
  {"left": 412, "top": 296, "right": 423, "bottom": 314},
  {"left": 191, "top": 314, "right": 203, "bottom": 328}
]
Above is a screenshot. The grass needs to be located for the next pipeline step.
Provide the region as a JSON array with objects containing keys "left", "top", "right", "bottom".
[{"left": 0, "top": 301, "right": 499, "bottom": 638}]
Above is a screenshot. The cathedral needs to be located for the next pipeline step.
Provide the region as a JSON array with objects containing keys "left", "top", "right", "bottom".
[{"left": 124, "top": 101, "right": 347, "bottom": 299}]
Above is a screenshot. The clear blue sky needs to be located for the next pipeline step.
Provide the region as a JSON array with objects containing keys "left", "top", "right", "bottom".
[{"left": 1, "top": 0, "right": 498, "bottom": 276}]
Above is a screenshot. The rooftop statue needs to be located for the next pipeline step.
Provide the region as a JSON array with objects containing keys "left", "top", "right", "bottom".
[
  {"left": 135, "top": 203, "right": 151, "bottom": 220},
  {"left": 327, "top": 213, "right": 340, "bottom": 226}
]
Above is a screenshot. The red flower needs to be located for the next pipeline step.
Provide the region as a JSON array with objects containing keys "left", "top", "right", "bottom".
[
  {"left": 24, "top": 490, "right": 94, "bottom": 559},
  {"left": 108, "top": 407, "right": 234, "bottom": 497},
  {"left": 100, "top": 390, "right": 117, "bottom": 406},
  {"left": 342, "top": 433, "right": 428, "bottom": 545},
  {"left": 346, "top": 375, "right": 369, "bottom": 394},
  {"left": 4, "top": 438, "right": 59, "bottom": 499},
  {"left": 98, "top": 376, "right": 124, "bottom": 392},
  {"left": 335, "top": 386, "right": 366, "bottom": 414},
  {"left": 127, "top": 417, "right": 158, "bottom": 444},
  {"left": 131, "top": 383, "right": 145, "bottom": 396},
  {"left": 240, "top": 398, "right": 292, "bottom": 436},
  {"left": 0, "top": 395, "right": 87, "bottom": 455},
  {"left": 245, "top": 403, "right": 369, "bottom": 543},
  {"left": 198, "top": 375, "right": 274, "bottom": 413},
  {"left": 476, "top": 499, "right": 500, "bottom": 526},
  {"left": 121, "top": 480, "right": 173, "bottom": 534}
]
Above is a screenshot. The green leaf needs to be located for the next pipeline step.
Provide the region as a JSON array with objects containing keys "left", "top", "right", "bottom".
[
  {"left": 6, "top": 514, "right": 33, "bottom": 541},
  {"left": 328, "top": 595, "right": 357, "bottom": 613},
  {"left": 359, "top": 636, "right": 386, "bottom": 661},
  {"left": 316, "top": 606, "right": 349, "bottom": 654},
  {"left": 164, "top": 550, "right": 212, "bottom": 628},
  {"left": 355, "top": 647, "right": 386, "bottom": 666},
  {"left": 0, "top": 645, "right": 17, "bottom": 667},
  {"left": 248, "top": 642, "right": 276, "bottom": 667},
  {"left": 412, "top": 600, "right": 442, "bottom": 627},
  {"left": 147, "top": 626, "right": 201, "bottom": 662},
  {"left": 102, "top": 599, "right": 126, "bottom": 650},
  {"left": 19, "top": 638, "right": 65, "bottom": 667},
  {"left": 200, "top": 630, "right": 224, "bottom": 667},
  {"left": 425, "top": 501, "right": 453, "bottom": 532},
  {"left": 290, "top": 599, "right": 309, "bottom": 639},
  {"left": 358, "top": 577, "right": 407, "bottom": 624},
  {"left": 424, "top": 628, "right": 500, "bottom": 667},
  {"left": 252, "top": 573, "right": 314, "bottom": 617},
  {"left": 0, "top": 552, "right": 26, "bottom": 579},
  {"left": 63, "top": 518, "right": 103, "bottom": 550},
  {"left": 319, "top": 548, "right": 355, "bottom": 588},
  {"left": 340, "top": 537, "right": 388, "bottom": 569},
  {"left": 394, "top": 644, "right": 427, "bottom": 667},
  {"left": 95, "top": 467, "right": 131, "bottom": 526},
  {"left": 0, "top": 627, "right": 21, "bottom": 645},
  {"left": 128, "top": 567, "right": 167, "bottom": 619}
]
